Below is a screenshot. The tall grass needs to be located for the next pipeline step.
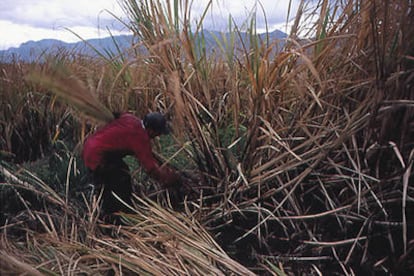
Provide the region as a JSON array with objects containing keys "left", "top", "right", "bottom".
[
  {"left": 0, "top": 164, "right": 254, "bottom": 275},
  {"left": 1, "top": 0, "right": 414, "bottom": 274}
]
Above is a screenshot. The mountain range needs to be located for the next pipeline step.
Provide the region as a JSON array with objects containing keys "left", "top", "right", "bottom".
[{"left": 0, "top": 29, "right": 287, "bottom": 62}]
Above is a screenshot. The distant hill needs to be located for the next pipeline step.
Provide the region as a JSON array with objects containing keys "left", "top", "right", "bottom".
[
  {"left": 0, "top": 29, "right": 287, "bottom": 62},
  {"left": 0, "top": 35, "right": 135, "bottom": 62}
]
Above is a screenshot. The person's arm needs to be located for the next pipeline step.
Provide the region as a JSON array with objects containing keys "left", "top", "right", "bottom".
[{"left": 133, "top": 137, "right": 180, "bottom": 186}]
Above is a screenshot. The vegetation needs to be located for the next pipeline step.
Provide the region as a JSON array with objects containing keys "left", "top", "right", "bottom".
[{"left": 1, "top": 0, "right": 414, "bottom": 274}]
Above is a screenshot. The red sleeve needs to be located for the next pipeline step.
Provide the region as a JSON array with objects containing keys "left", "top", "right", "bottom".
[
  {"left": 128, "top": 126, "right": 174, "bottom": 184},
  {"left": 132, "top": 137, "right": 159, "bottom": 174}
]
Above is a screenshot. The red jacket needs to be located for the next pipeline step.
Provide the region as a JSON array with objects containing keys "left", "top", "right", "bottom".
[{"left": 82, "top": 113, "right": 175, "bottom": 184}]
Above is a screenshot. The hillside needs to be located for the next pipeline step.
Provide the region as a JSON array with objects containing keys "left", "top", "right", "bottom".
[{"left": 0, "top": 29, "right": 287, "bottom": 62}]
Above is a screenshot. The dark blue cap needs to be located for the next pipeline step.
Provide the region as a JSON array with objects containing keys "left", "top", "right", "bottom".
[{"left": 143, "top": 112, "right": 170, "bottom": 134}]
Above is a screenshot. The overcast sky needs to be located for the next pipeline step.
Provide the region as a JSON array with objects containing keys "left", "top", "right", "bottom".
[{"left": 0, "top": 0, "right": 300, "bottom": 50}]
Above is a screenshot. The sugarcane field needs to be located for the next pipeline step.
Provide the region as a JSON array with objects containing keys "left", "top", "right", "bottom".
[{"left": 1, "top": 0, "right": 413, "bottom": 275}]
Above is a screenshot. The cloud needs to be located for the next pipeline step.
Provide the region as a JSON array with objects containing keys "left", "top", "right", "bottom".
[
  {"left": 191, "top": 0, "right": 300, "bottom": 32},
  {"left": 0, "top": 19, "right": 129, "bottom": 50},
  {"left": 1, "top": 0, "right": 299, "bottom": 30},
  {"left": 0, "top": 0, "right": 301, "bottom": 50},
  {"left": 0, "top": 0, "right": 124, "bottom": 28},
  {"left": 0, "top": 0, "right": 129, "bottom": 49}
]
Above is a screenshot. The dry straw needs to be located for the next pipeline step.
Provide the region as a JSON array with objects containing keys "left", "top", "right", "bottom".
[{"left": 1, "top": 0, "right": 414, "bottom": 274}]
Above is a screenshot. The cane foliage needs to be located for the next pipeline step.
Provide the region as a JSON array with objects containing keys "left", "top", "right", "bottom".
[{"left": 1, "top": 0, "right": 414, "bottom": 274}]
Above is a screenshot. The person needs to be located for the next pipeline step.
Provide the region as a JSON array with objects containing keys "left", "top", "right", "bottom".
[{"left": 82, "top": 112, "right": 180, "bottom": 214}]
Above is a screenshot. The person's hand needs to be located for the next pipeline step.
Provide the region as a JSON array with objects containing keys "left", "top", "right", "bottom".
[
  {"left": 177, "top": 171, "right": 207, "bottom": 197},
  {"left": 162, "top": 168, "right": 205, "bottom": 199},
  {"left": 162, "top": 167, "right": 181, "bottom": 187}
]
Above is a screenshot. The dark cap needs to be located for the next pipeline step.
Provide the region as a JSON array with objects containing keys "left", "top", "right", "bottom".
[{"left": 143, "top": 112, "right": 170, "bottom": 134}]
